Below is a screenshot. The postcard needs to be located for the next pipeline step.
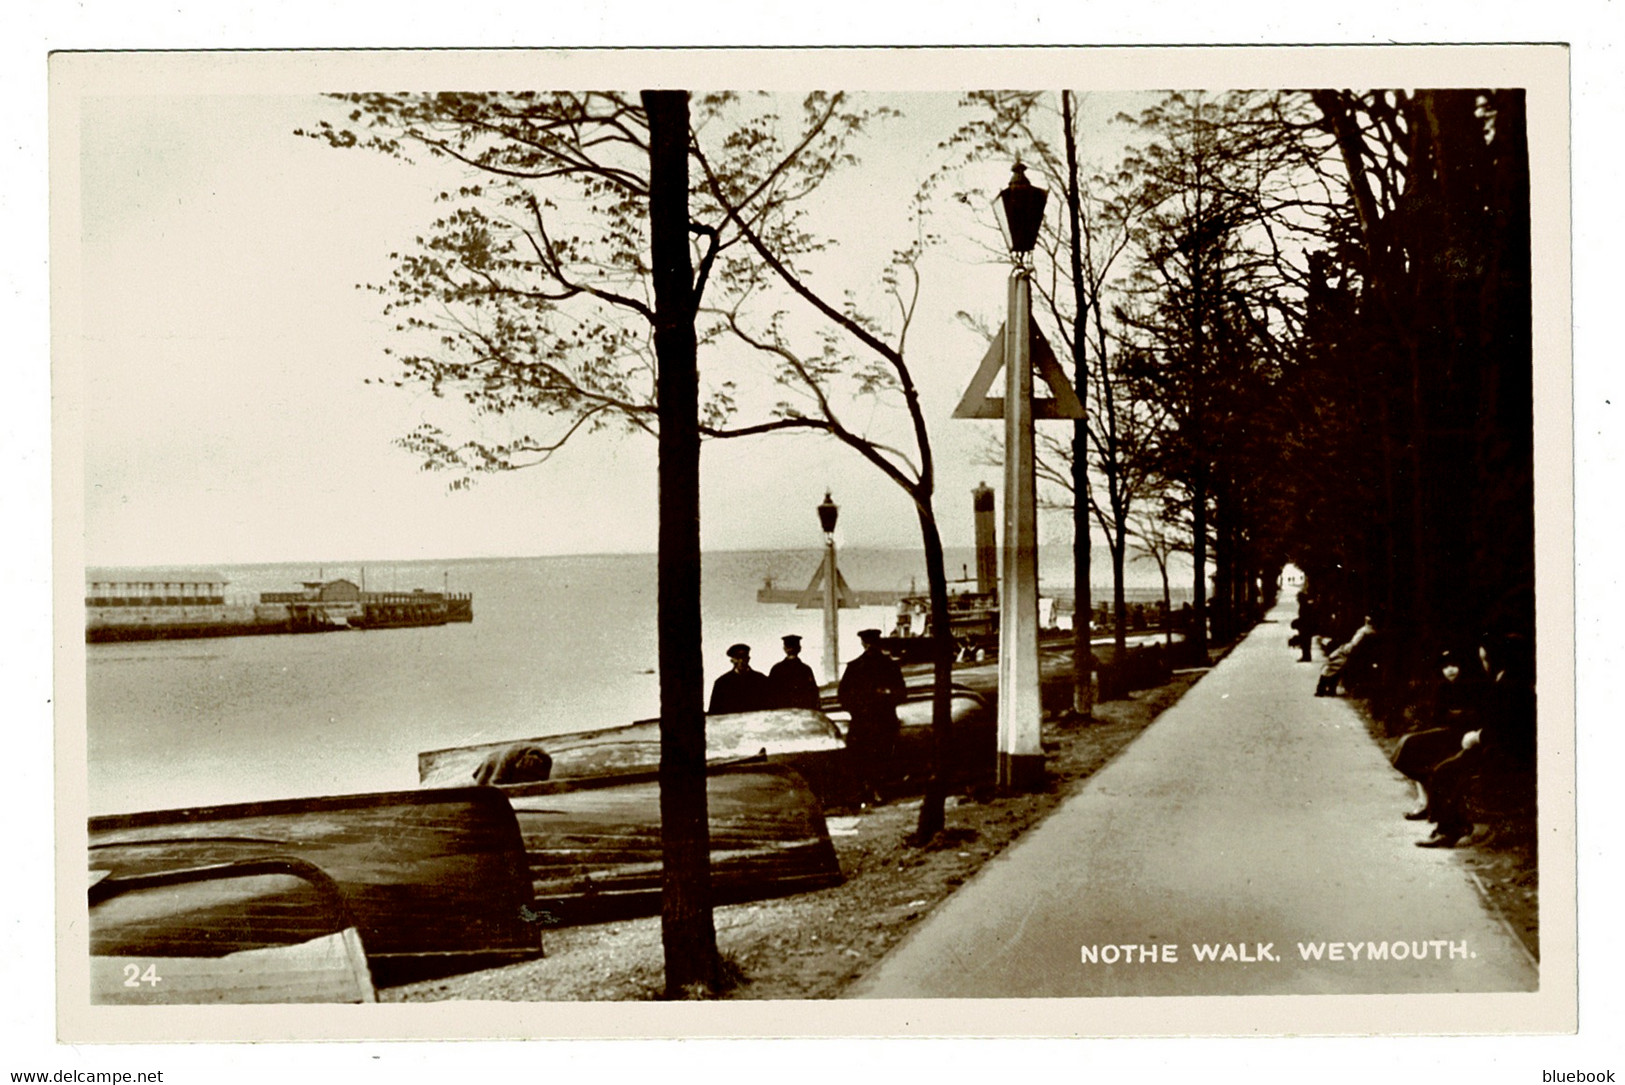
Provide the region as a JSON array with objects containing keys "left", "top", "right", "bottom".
[{"left": 51, "top": 44, "right": 1574, "bottom": 1041}]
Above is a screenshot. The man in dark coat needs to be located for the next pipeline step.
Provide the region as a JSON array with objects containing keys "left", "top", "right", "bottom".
[
  {"left": 1290, "top": 591, "right": 1319, "bottom": 662},
  {"left": 769, "top": 634, "right": 822, "bottom": 710},
  {"left": 838, "top": 628, "right": 907, "bottom": 804},
  {"left": 708, "top": 642, "right": 774, "bottom": 715}
]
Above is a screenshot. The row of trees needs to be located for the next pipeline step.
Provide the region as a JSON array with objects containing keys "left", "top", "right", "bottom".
[
  {"left": 943, "top": 90, "right": 1317, "bottom": 665},
  {"left": 301, "top": 86, "right": 1534, "bottom": 994},
  {"left": 946, "top": 89, "right": 1532, "bottom": 671}
]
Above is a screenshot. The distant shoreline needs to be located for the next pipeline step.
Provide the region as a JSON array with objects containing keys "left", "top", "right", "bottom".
[{"left": 82, "top": 542, "right": 1193, "bottom": 584}]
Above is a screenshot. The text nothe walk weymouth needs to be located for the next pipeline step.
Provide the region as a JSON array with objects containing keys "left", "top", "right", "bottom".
[{"left": 1080, "top": 940, "right": 1474, "bottom": 964}]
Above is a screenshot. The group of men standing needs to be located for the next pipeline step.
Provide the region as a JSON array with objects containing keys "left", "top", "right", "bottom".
[
  {"left": 708, "top": 629, "right": 907, "bottom": 805},
  {"left": 705, "top": 636, "right": 819, "bottom": 714}
]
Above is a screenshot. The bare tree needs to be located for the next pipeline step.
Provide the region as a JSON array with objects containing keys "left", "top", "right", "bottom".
[
  {"left": 693, "top": 168, "right": 959, "bottom": 843},
  {"left": 1127, "top": 503, "right": 1187, "bottom": 650},
  {"left": 301, "top": 91, "right": 967, "bottom": 870}
]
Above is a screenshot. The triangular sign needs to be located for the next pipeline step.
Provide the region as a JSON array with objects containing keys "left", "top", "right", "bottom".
[
  {"left": 797, "top": 563, "right": 862, "bottom": 609},
  {"left": 952, "top": 323, "right": 1087, "bottom": 421}
]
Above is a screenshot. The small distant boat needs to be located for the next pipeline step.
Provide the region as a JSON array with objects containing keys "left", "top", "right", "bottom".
[
  {"left": 89, "top": 858, "right": 376, "bottom": 1004},
  {"left": 88, "top": 786, "right": 540, "bottom": 967},
  {"left": 885, "top": 588, "right": 1000, "bottom": 662},
  {"left": 499, "top": 763, "right": 843, "bottom": 927}
]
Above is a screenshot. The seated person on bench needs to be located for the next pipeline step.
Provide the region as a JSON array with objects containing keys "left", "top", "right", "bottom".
[
  {"left": 1416, "top": 634, "right": 1535, "bottom": 848},
  {"left": 1314, "top": 614, "right": 1379, "bottom": 697}
]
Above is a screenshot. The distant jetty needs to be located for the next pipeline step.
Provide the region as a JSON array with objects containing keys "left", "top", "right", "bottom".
[{"left": 85, "top": 569, "right": 473, "bottom": 643}]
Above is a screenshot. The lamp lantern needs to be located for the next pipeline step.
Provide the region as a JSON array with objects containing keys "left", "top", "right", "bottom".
[
  {"left": 993, "top": 161, "right": 1048, "bottom": 257},
  {"left": 817, "top": 491, "right": 840, "bottom": 535}
]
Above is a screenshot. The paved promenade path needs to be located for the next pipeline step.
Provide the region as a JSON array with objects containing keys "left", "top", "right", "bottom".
[{"left": 852, "top": 598, "right": 1538, "bottom": 998}]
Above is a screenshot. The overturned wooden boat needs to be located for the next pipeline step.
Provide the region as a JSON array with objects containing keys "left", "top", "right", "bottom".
[
  {"left": 419, "top": 685, "right": 994, "bottom": 803},
  {"left": 418, "top": 707, "right": 847, "bottom": 797},
  {"left": 88, "top": 786, "right": 541, "bottom": 966},
  {"left": 89, "top": 858, "right": 376, "bottom": 1004},
  {"left": 496, "top": 762, "right": 842, "bottom": 927}
]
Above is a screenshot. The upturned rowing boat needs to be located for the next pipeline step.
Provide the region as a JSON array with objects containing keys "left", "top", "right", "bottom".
[
  {"left": 418, "top": 687, "right": 995, "bottom": 803},
  {"left": 496, "top": 763, "right": 844, "bottom": 926},
  {"left": 89, "top": 857, "right": 377, "bottom": 1004},
  {"left": 418, "top": 707, "right": 848, "bottom": 796},
  {"left": 88, "top": 786, "right": 541, "bottom": 967}
]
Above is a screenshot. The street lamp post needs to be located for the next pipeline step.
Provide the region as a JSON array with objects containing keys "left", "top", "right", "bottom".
[
  {"left": 817, "top": 491, "right": 841, "bottom": 685},
  {"left": 993, "top": 162, "right": 1048, "bottom": 792}
]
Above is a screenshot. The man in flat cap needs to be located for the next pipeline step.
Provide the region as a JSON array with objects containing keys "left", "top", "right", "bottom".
[
  {"left": 838, "top": 628, "right": 907, "bottom": 804},
  {"left": 708, "top": 642, "right": 774, "bottom": 715},
  {"left": 769, "top": 634, "right": 822, "bottom": 711}
]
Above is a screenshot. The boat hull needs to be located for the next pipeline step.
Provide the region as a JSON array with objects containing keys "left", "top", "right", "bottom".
[
  {"left": 418, "top": 707, "right": 847, "bottom": 797},
  {"left": 88, "top": 787, "right": 540, "bottom": 963},
  {"left": 499, "top": 763, "right": 843, "bottom": 927},
  {"left": 419, "top": 690, "right": 995, "bottom": 804},
  {"left": 89, "top": 858, "right": 377, "bottom": 1004}
]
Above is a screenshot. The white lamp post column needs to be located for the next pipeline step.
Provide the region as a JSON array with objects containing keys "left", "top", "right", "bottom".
[
  {"left": 992, "top": 160, "right": 1050, "bottom": 792},
  {"left": 997, "top": 265, "right": 1044, "bottom": 790}
]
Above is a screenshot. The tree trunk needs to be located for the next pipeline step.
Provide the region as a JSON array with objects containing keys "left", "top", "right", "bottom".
[
  {"left": 913, "top": 503, "right": 953, "bottom": 844},
  {"left": 1062, "top": 90, "right": 1094, "bottom": 719},
  {"left": 1112, "top": 534, "right": 1128, "bottom": 655},
  {"left": 1191, "top": 478, "right": 1208, "bottom": 661},
  {"left": 643, "top": 89, "right": 718, "bottom": 999},
  {"left": 1159, "top": 561, "right": 1173, "bottom": 650},
  {"left": 1212, "top": 505, "right": 1231, "bottom": 644}
]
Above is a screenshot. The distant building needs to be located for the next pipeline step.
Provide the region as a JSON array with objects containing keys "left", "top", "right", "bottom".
[
  {"left": 261, "top": 579, "right": 362, "bottom": 604},
  {"left": 85, "top": 568, "right": 229, "bottom": 607}
]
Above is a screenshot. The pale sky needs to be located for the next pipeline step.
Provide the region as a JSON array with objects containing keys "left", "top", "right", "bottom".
[{"left": 68, "top": 84, "right": 1136, "bottom": 567}]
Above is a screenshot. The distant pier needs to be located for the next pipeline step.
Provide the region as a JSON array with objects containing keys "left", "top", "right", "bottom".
[{"left": 85, "top": 569, "right": 473, "bottom": 643}]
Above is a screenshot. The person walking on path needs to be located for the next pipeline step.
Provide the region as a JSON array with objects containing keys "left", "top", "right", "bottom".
[
  {"left": 708, "top": 642, "right": 773, "bottom": 715},
  {"left": 768, "top": 634, "right": 822, "bottom": 710},
  {"left": 838, "top": 629, "right": 906, "bottom": 805},
  {"left": 1290, "top": 591, "right": 1320, "bottom": 662}
]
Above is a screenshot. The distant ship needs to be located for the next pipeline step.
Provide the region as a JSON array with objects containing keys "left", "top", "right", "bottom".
[{"left": 85, "top": 568, "right": 472, "bottom": 643}]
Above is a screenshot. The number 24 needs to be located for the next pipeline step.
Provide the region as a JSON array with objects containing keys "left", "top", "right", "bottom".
[{"left": 122, "top": 963, "right": 161, "bottom": 987}]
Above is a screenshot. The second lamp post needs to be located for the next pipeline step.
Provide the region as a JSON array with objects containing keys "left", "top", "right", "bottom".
[{"left": 818, "top": 491, "right": 841, "bottom": 685}]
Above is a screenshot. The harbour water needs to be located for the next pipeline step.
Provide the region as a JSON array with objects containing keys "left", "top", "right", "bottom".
[{"left": 83, "top": 547, "right": 1186, "bottom": 815}]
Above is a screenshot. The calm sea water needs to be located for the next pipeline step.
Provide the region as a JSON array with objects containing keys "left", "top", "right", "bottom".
[{"left": 84, "top": 547, "right": 1180, "bottom": 814}]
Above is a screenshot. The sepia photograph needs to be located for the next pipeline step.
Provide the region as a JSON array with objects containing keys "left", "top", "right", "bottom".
[{"left": 47, "top": 43, "right": 1577, "bottom": 1045}]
